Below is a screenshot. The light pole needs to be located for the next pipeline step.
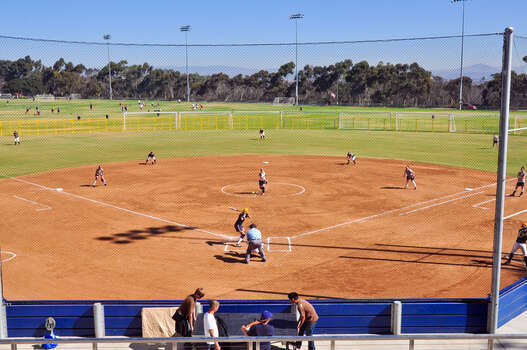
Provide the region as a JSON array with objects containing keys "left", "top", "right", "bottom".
[
  {"left": 289, "top": 13, "right": 303, "bottom": 106},
  {"left": 180, "top": 25, "right": 191, "bottom": 103},
  {"left": 452, "top": 0, "right": 467, "bottom": 110},
  {"left": 103, "top": 34, "right": 112, "bottom": 100}
]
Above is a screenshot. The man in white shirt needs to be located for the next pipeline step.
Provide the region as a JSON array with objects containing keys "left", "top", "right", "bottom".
[{"left": 204, "top": 300, "right": 220, "bottom": 350}]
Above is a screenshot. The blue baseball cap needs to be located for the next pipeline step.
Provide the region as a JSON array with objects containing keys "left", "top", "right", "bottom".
[{"left": 260, "top": 310, "right": 272, "bottom": 320}]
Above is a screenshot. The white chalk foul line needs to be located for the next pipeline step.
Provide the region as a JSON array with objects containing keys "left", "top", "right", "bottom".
[
  {"left": 504, "top": 208, "right": 527, "bottom": 220},
  {"left": 1, "top": 251, "right": 16, "bottom": 263},
  {"left": 399, "top": 191, "right": 487, "bottom": 216},
  {"left": 293, "top": 179, "right": 512, "bottom": 240},
  {"left": 10, "top": 177, "right": 235, "bottom": 240},
  {"left": 12, "top": 195, "right": 52, "bottom": 211},
  {"left": 473, "top": 198, "right": 496, "bottom": 210}
]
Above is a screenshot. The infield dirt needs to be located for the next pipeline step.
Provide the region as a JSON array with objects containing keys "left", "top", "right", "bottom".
[{"left": 0, "top": 155, "right": 525, "bottom": 300}]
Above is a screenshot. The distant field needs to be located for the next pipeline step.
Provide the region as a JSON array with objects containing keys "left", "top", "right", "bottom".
[{"left": 2, "top": 129, "right": 526, "bottom": 178}]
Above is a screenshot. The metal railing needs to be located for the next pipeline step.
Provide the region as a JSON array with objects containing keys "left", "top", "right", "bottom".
[{"left": 3, "top": 334, "right": 527, "bottom": 350}]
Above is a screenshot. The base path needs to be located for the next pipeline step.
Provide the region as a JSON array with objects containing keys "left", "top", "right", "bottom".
[{"left": 0, "top": 155, "right": 525, "bottom": 300}]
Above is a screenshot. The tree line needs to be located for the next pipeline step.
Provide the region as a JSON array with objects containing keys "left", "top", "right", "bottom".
[{"left": 1, "top": 55, "right": 527, "bottom": 108}]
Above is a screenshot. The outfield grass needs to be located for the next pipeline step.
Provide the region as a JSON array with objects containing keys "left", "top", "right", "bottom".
[{"left": 2, "top": 129, "right": 526, "bottom": 178}]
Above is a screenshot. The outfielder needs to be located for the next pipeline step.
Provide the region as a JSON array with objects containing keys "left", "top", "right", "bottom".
[
  {"left": 404, "top": 165, "right": 417, "bottom": 190},
  {"left": 346, "top": 152, "right": 357, "bottom": 165},
  {"left": 234, "top": 208, "right": 250, "bottom": 247},
  {"left": 258, "top": 168, "right": 267, "bottom": 195},
  {"left": 145, "top": 151, "right": 157, "bottom": 165},
  {"left": 259, "top": 128, "right": 265, "bottom": 139},
  {"left": 92, "top": 165, "right": 108, "bottom": 187},
  {"left": 13, "top": 130, "right": 20, "bottom": 145},
  {"left": 503, "top": 223, "right": 527, "bottom": 270},
  {"left": 510, "top": 166, "right": 525, "bottom": 197}
]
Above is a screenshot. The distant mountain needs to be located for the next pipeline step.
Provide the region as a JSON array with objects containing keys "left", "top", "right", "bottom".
[{"left": 432, "top": 64, "right": 527, "bottom": 82}]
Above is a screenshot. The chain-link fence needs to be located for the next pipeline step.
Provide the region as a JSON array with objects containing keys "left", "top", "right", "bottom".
[{"left": 2, "top": 32, "right": 525, "bottom": 108}]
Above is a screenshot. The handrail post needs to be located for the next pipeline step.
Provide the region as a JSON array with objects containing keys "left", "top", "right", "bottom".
[
  {"left": 330, "top": 339, "right": 336, "bottom": 350},
  {"left": 391, "top": 301, "right": 402, "bottom": 335},
  {"left": 409, "top": 339, "right": 415, "bottom": 350}
]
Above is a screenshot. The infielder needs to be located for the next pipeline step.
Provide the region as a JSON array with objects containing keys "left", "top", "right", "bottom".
[
  {"left": 92, "top": 165, "right": 108, "bottom": 187},
  {"left": 245, "top": 223, "right": 266, "bottom": 264},
  {"left": 145, "top": 151, "right": 157, "bottom": 165},
  {"left": 258, "top": 168, "right": 268, "bottom": 195},
  {"left": 503, "top": 223, "right": 527, "bottom": 270},
  {"left": 346, "top": 152, "right": 357, "bottom": 165},
  {"left": 404, "top": 165, "right": 417, "bottom": 190},
  {"left": 510, "top": 166, "right": 525, "bottom": 197},
  {"left": 234, "top": 208, "right": 250, "bottom": 246},
  {"left": 13, "top": 130, "right": 20, "bottom": 145}
]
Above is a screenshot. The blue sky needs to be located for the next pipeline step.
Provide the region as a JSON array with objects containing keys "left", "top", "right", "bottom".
[{"left": 1, "top": 0, "right": 526, "bottom": 73}]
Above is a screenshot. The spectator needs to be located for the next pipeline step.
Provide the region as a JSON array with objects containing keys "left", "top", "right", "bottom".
[
  {"left": 245, "top": 223, "right": 266, "bottom": 264},
  {"left": 174, "top": 288, "right": 205, "bottom": 337},
  {"left": 204, "top": 300, "right": 220, "bottom": 350},
  {"left": 241, "top": 310, "right": 274, "bottom": 350},
  {"left": 288, "top": 292, "right": 318, "bottom": 350}
]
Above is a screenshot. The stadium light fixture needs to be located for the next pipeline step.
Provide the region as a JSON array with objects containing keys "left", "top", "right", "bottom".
[
  {"left": 289, "top": 13, "right": 304, "bottom": 106},
  {"left": 103, "top": 34, "right": 112, "bottom": 100},
  {"left": 452, "top": 0, "right": 467, "bottom": 110},
  {"left": 180, "top": 25, "right": 191, "bottom": 103}
]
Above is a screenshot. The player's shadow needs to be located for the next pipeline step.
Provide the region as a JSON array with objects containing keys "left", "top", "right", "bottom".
[
  {"left": 380, "top": 186, "right": 404, "bottom": 190},
  {"left": 80, "top": 184, "right": 93, "bottom": 187},
  {"left": 214, "top": 252, "right": 246, "bottom": 264},
  {"left": 235, "top": 191, "right": 257, "bottom": 195},
  {"left": 95, "top": 224, "right": 196, "bottom": 244}
]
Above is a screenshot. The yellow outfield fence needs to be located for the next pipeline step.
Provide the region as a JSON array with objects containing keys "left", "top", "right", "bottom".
[{"left": 1, "top": 111, "right": 526, "bottom": 136}]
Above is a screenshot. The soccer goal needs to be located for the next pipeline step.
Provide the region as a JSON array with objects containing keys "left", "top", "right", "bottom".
[
  {"left": 338, "top": 111, "right": 392, "bottom": 130},
  {"left": 272, "top": 97, "right": 295, "bottom": 105},
  {"left": 179, "top": 111, "right": 233, "bottom": 130},
  {"left": 123, "top": 111, "right": 179, "bottom": 131}
]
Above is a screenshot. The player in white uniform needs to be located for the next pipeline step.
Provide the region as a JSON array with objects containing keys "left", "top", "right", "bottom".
[
  {"left": 510, "top": 166, "right": 526, "bottom": 197},
  {"left": 258, "top": 168, "right": 267, "bottom": 195},
  {"left": 145, "top": 151, "right": 157, "bottom": 165},
  {"left": 92, "top": 165, "right": 108, "bottom": 187},
  {"left": 404, "top": 165, "right": 417, "bottom": 190},
  {"left": 503, "top": 223, "right": 527, "bottom": 270},
  {"left": 346, "top": 152, "right": 356, "bottom": 165},
  {"left": 259, "top": 128, "right": 265, "bottom": 139}
]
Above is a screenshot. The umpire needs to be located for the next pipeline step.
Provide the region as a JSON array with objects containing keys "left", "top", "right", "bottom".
[{"left": 245, "top": 224, "right": 267, "bottom": 264}]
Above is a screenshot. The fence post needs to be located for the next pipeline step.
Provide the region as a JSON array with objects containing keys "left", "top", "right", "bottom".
[
  {"left": 409, "top": 339, "right": 415, "bottom": 350},
  {"left": 330, "top": 340, "right": 336, "bottom": 350},
  {"left": 93, "top": 303, "right": 105, "bottom": 338},
  {"left": 391, "top": 301, "right": 402, "bottom": 335}
]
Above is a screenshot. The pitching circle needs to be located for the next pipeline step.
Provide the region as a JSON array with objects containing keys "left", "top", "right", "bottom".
[{"left": 221, "top": 182, "right": 306, "bottom": 198}]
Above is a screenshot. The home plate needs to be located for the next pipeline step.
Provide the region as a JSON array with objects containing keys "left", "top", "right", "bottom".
[
  {"left": 465, "top": 188, "right": 473, "bottom": 191},
  {"left": 263, "top": 161, "right": 269, "bottom": 164},
  {"left": 56, "top": 188, "right": 63, "bottom": 192}
]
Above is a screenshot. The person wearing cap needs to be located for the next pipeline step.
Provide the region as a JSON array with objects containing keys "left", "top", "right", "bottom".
[
  {"left": 234, "top": 208, "right": 251, "bottom": 247},
  {"left": 503, "top": 223, "right": 527, "bottom": 270},
  {"left": 245, "top": 223, "right": 266, "bottom": 264},
  {"left": 288, "top": 292, "right": 319, "bottom": 350},
  {"left": 241, "top": 310, "right": 274, "bottom": 350}
]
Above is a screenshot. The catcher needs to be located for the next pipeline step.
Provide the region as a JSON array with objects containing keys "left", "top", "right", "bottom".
[{"left": 503, "top": 223, "right": 527, "bottom": 270}]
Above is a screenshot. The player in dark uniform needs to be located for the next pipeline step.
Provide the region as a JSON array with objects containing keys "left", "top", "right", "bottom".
[
  {"left": 510, "top": 166, "right": 525, "bottom": 197},
  {"left": 91, "top": 165, "right": 108, "bottom": 187},
  {"left": 258, "top": 168, "right": 267, "bottom": 195},
  {"left": 503, "top": 223, "right": 527, "bottom": 270},
  {"left": 346, "top": 152, "right": 357, "bottom": 165},
  {"left": 259, "top": 128, "right": 265, "bottom": 139},
  {"left": 145, "top": 151, "right": 157, "bottom": 165},
  {"left": 234, "top": 208, "right": 250, "bottom": 247},
  {"left": 493, "top": 135, "right": 498, "bottom": 148},
  {"left": 404, "top": 165, "right": 417, "bottom": 190}
]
